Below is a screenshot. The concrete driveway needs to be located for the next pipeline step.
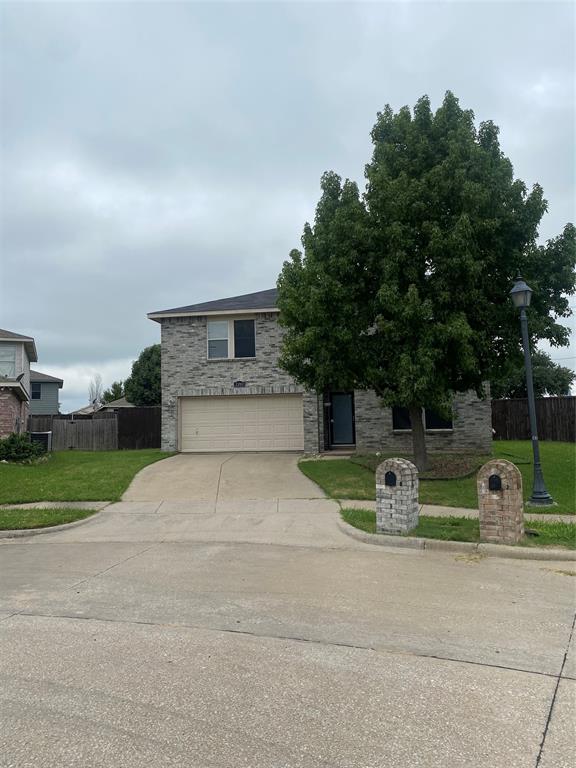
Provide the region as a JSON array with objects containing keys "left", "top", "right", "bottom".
[
  {"left": 1, "top": 452, "right": 574, "bottom": 767},
  {"left": 123, "top": 452, "right": 325, "bottom": 502}
]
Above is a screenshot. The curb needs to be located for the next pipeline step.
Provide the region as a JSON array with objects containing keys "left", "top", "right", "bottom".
[
  {"left": 0, "top": 507, "right": 107, "bottom": 539},
  {"left": 336, "top": 519, "right": 576, "bottom": 561}
]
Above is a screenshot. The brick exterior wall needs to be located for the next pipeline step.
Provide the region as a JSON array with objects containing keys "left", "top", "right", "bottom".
[
  {"left": 158, "top": 313, "right": 492, "bottom": 455},
  {"left": 0, "top": 388, "right": 29, "bottom": 438},
  {"left": 352, "top": 388, "right": 492, "bottom": 454},
  {"left": 477, "top": 459, "right": 524, "bottom": 544},
  {"left": 159, "top": 313, "right": 316, "bottom": 451},
  {"left": 376, "top": 458, "right": 419, "bottom": 534}
]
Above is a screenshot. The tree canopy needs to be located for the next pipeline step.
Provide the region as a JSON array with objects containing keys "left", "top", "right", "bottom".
[
  {"left": 491, "top": 350, "right": 574, "bottom": 399},
  {"left": 101, "top": 380, "right": 125, "bottom": 404},
  {"left": 124, "top": 344, "right": 161, "bottom": 406},
  {"left": 277, "top": 92, "right": 575, "bottom": 468}
]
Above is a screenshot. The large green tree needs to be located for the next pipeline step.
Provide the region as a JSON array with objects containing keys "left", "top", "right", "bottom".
[
  {"left": 491, "top": 350, "right": 574, "bottom": 399},
  {"left": 124, "top": 344, "right": 161, "bottom": 406},
  {"left": 278, "top": 92, "right": 575, "bottom": 469}
]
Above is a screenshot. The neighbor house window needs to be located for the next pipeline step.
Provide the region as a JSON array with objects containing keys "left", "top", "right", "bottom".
[
  {"left": 392, "top": 406, "right": 453, "bottom": 431},
  {"left": 0, "top": 344, "right": 16, "bottom": 377},
  {"left": 207, "top": 319, "right": 256, "bottom": 359},
  {"left": 31, "top": 382, "right": 41, "bottom": 400}
]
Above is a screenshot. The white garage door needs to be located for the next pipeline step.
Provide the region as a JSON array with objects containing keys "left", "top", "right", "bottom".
[{"left": 180, "top": 395, "right": 304, "bottom": 452}]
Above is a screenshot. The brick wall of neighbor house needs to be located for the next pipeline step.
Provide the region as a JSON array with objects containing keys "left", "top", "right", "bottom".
[
  {"left": 160, "top": 314, "right": 321, "bottom": 452},
  {"left": 353, "top": 388, "right": 492, "bottom": 454},
  {"left": 0, "top": 389, "right": 29, "bottom": 438}
]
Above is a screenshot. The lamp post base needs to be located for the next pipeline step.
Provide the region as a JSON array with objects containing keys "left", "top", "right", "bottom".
[{"left": 527, "top": 492, "right": 555, "bottom": 506}]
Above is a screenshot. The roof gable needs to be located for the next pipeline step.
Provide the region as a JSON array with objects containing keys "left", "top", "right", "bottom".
[
  {"left": 30, "top": 369, "right": 64, "bottom": 387},
  {"left": 0, "top": 328, "right": 38, "bottom": 362}
]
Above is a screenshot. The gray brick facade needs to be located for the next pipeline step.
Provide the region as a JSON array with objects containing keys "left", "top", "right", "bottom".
[
  {"left": 159, "top": 313, "right": 310, "bottom": 451},
  {"left": 353, "top": 388, "right": 492, "bottom": 454},
  {"left": 158, "top": 312, "right": 492, "bottom": 454}
]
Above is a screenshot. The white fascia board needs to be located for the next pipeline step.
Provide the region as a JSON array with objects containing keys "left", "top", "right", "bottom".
[{"left": 148, "top": 308, "right": 280, "bottom": 321}]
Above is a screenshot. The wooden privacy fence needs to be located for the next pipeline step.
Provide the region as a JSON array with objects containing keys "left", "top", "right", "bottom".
[
  {"left": 28, "top": 407, "right": 161, "bottom": 451},
  {"left": 492, "top": 397, "right": 576, "bottom": 442}
]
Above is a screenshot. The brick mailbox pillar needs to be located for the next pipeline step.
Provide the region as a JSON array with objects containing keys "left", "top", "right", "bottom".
[
  {"left": 477, "top": 459, "right": 524, "bottom": 544},
  {"left": 376, "top": 458, "right": 419, "bottom": 535}
]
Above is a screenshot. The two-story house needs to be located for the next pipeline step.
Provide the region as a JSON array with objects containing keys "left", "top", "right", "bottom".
[
  {"left": 0, "top": 328, "right": 38, "bottom": 438},
  {"left": 148, "top": 289, "right": 492, "bottom": 455},
  {"left": 29, "top": 370, "right": 64, "bottom": 416}
]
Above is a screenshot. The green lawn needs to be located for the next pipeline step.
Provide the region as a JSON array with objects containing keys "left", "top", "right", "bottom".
[
  {"left": 300, "top": 441, "right": 576, "bottom": 514},
  {"left": 0, "top": 450, "right": 172, "bottom": 504},
  {"left": 341, "top": 508, "right": 576, "bottom": 549},
  {"left": 0, "top": 507, "right": 99, "bottom": 530}
]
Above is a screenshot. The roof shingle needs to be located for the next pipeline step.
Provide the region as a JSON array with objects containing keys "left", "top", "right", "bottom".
[{"left": 148, "top": 288, "right": 278, "bottom": 318}]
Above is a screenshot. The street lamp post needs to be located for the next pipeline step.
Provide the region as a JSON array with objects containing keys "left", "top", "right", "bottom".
[{"left": 509, "top": 276, "right": 554, "bottom": 505}]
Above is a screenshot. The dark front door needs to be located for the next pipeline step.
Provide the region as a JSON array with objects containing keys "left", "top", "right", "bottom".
[{"left": 329, "top": 393, "right": 355, "bottom": 446}]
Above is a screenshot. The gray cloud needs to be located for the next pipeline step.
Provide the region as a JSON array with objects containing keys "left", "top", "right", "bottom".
[{"left": 1, "top": 1, "right": 574, "bottom": 411}]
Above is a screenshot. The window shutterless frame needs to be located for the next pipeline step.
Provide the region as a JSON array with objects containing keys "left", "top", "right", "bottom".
[
  {"left": 207, "top": 318, "right": 256, "bottom": 360},
  {"left": 31, "top": 382, "right": 42, "bottom": 400}
]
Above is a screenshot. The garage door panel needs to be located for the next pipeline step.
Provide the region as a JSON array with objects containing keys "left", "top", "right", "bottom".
[{"left": 180, "top": 395, "right": 305, "bottom": 452}]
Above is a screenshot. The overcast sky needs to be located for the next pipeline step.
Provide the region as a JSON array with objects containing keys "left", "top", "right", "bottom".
[{"left": 1, "top": 0, "right": 574, "bottom": 412}]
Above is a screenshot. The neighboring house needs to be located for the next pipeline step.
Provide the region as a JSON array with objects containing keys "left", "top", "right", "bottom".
[
  {"left": 148, "top": 289, "right": 492, "bottom": 454},
  {"left": 29, "top": 370, "right": 63, "bottom": 416},
  {"left": 0, "top": 328, "right": 38, "bottom": 438},
  {"left": 98, "top": 396, "right": 135, "bottom": 412},
  {"left": 68, "top": 404, "right": 99, "bottom": 415}
]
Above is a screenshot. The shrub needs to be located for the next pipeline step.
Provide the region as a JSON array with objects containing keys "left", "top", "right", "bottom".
[{"left": 0, "top": 433, "right": 44, "bottom": 463}]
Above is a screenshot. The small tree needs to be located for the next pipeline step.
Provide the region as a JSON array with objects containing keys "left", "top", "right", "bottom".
[
  {"left": 102, "top": 380, "right": 125, "bottom": 404},
  {"left": 491, "top": 350, "right": 574, "bottom": 399},
  {"left": 278, "top": 92, "right": 575, "bottom": 470},
  {"left": 88, "top": 373, "right": 103, "bottom": 411},
  {"left": 124, "top": 345, "right": 161, "bottom": 406}
]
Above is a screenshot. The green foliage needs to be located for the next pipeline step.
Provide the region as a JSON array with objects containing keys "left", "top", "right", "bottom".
[
  {"left": 124, "top": 345, "right": 161, "bottom": 406},
  {"left": 491, "top": 350, "right": 575, "bottom": 398},
  {"left": 278, "top": 92, "right": 576, "bottom": 464},
  {"left": 0, "top": 433, "right": 43, "bottom": 463},
  {"left": 101, "top": 380, "right": 125, "bottom": 404}
]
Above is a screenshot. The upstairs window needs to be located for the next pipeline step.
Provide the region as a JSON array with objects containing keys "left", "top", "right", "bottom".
[
  {"left": 31, "top": 382, "right": 42, "bottom": 400},
  {"left": 234, "top": 319, "right": 255, "bottom": 358},
  {"left": 207, "top": 320, "right": 229, "bottom": 359},
  {"left": 0, "top": 344, "right": 16, "bottom": 378},
  {"left": 207, "top": 319, "right": 256, "bottom": 359}
]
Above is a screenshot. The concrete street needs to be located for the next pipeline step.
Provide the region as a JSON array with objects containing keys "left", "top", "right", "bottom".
[{"left": 1, "top": 453, "right": 574, "bottom": 767}]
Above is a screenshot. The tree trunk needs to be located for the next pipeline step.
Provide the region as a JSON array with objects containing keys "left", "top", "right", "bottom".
[{"left": 408, "top": 406, "right": 428, "bottom": 472}]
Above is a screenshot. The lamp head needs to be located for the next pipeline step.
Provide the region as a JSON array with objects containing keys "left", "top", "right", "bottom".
[{"left": 510, "top": 275, "right": 533, "bottom": 310}]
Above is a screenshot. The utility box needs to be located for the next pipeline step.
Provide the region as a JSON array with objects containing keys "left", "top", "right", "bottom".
[
  {"left": 477, "top": 459, "right": 524, "bottom": 544},
  {"left": 376, "top": 458, "right": 419, "bottom": 535}
]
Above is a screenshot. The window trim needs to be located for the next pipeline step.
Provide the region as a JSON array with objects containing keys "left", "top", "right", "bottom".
[
  {"left": 206, "top": 317, "right": 256, "bottom": 361},
  {"left": 31, "top": 382, "right": 42, "bottom": 400}
]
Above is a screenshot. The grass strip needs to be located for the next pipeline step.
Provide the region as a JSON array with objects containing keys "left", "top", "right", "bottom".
[
  {"left": 340, "top": 508, "right": 576, "bottom": 549},
  {"left": 0, "top": 507, "right": 99, "bottom": 530}
]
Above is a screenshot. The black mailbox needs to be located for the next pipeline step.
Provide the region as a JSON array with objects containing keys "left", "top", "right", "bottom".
[
  {"left": 488, "top": 474, "right": 502, "bottom": 492},
  {"left": 384, "top": 471, "right": 397, "bottom": 487}
]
